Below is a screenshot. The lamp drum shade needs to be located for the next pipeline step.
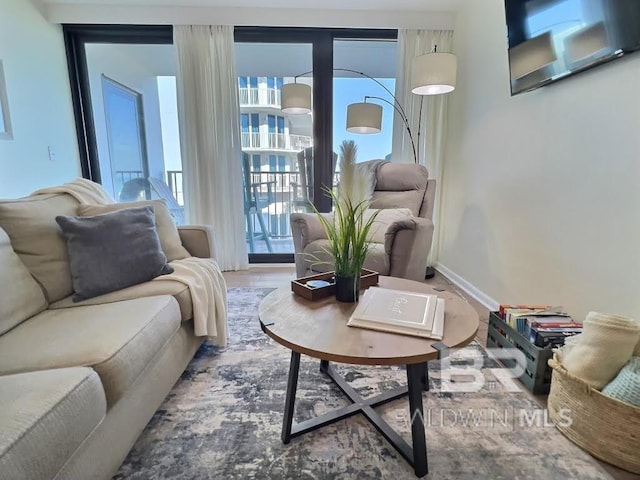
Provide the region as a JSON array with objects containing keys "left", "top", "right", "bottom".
[
  {"left": 346, "top": 102, "right": 382, "bottom": 134},
  {"left": 411, "top": 52, "right": 457, "bottom": 95},
  {"left": 281, "top": 82, "right": 312, "bottom": 114}
]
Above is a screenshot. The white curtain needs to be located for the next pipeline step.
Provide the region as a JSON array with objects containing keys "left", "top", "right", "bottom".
[
  {"left": 174, "top": 25, "right": 248, "bottom": 271},
  {"left": 392, "top": 29, "right": 454, "bottom": 266}
]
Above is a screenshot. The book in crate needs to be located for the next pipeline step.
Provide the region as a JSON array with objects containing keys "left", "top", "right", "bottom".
[
  {"left": 499, "top": 304, "right": 581, "bottom": 348},
  {"left": 347, "top": 287, "right": 445, "bottom": 339}
]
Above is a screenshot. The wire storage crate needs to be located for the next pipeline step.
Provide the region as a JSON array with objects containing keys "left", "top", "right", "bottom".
[
  {"left": 486, "top": 311, "right": 553, "bottom": 394},
  {"left": 548, "top": 354, "right": 640, "bottom": 474}
]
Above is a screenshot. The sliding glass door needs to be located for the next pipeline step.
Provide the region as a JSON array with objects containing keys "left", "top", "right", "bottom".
[
  {"left": 64, "top": 26, "right": 397, "bottom": 263},
  {"left": 233, "top": 28, "right": 397, "bottom": 262},
  {"left": 235, "top": 42, "right": 313, "bottom": 256}
]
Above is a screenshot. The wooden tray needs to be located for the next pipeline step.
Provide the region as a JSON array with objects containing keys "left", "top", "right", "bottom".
[{"left": 291, "top": 269, "right": 379, "bottom": 301}]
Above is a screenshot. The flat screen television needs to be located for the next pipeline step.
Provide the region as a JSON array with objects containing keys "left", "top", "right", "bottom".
[{"left": 505, "top": 0, "right": 640, "bottom": 95}]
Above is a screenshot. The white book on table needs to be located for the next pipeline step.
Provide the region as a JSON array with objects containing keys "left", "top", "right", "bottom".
[{"left": 347, "top": 287, "right": 445, "bottom": 340}]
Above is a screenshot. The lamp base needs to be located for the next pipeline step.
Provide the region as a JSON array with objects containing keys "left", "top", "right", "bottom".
[{"left": 425, "top": 266, "right": 436, "bottom": 279}]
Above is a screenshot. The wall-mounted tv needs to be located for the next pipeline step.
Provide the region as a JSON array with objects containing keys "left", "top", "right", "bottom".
[{"left": 505, "top": 0, "right": 640, "bottom": 95}]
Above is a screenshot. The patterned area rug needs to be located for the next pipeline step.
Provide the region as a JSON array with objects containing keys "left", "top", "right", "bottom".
[{"left": 115, "top": 287, "right": 611, "bottom": 479}]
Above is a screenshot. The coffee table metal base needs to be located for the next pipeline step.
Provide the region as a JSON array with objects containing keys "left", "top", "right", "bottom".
[{"left": 281, "top": 352, "right": 430, "bottom": 478}]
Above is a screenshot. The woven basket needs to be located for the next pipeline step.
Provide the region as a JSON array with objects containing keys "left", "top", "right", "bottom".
[{"left": 548, "top": 354, "right": 640, "bottom": 473}]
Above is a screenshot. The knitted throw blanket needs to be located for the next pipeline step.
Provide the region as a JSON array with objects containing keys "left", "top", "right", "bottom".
[
  {"left": 602, "top": 357, "right": 640, "bottom": 407},
  {"left": 156, "top": 257, "right": 228, "bottom": 346},
  {"left": 32, "top": 178, "right": 114, "bottom": 205},
  {"left": 561, "top": 312, "right": 640, "bottom": 389}
]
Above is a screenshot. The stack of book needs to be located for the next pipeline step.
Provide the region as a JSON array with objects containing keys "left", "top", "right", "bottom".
[
  {"left": 347, "top": 287, "right": 445, "bottom": 339},
  {"left": 499, "top": 304, "right": 582, "bottom": 348}
]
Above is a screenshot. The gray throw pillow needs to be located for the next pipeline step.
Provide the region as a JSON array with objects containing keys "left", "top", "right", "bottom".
[{"left": 55, "top": 206, "right": 173, "bottom": 301}]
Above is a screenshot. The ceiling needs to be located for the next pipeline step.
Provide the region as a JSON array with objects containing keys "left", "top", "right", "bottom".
[{"left": 41, "top": 0, "right": 463, "bottom": 11}]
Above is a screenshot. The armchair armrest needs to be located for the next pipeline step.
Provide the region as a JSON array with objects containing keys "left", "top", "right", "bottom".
[
  {"left": 290, "top": 213, "right": 331, "bottom": 278},
  {"left": 178, "top": 224, "right": 215, "bottom": 258},
  {"left": 383, "top": 217, "right": 434, "bottom": 282}
]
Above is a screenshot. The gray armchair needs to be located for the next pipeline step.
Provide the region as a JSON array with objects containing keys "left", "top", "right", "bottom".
[{"left": 290, "top": 160, "right": 435, "bottom": 282}]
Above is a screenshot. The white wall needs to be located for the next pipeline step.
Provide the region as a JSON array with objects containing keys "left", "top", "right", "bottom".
[
  {"left": 0, "top": 0, "right": 80, "bottom": 198},
  {"left": 440, "top": 0, "right": 640, "bottom": 321}
]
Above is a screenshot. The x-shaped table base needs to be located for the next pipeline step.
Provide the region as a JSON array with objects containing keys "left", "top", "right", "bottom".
[{"left": 281, "top": 354, "right": 431, "bottom": 478}]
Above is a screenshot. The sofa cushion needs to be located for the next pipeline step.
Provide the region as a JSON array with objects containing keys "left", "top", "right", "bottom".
[
  {"left": 0, "top": 296, "right": 180, "bottom": 407},
  {"left": 49, "top": 278, "right": 193, "bottom": 322},
  {"left": 0, "top": 367, "right": 105, "bottom": 480},
  {"left": 0, "top": 227, "right": 48, "bottom": 335},
  {"left": 0, "top": 193, "right": 79, "bottom": 302},
  {"left": 56, "top": 206, "right": 174, "bottom": 301},
  {"left": 304, "top": 239, "right": 389, "bottom": 276},
  {"left": 78, "top": 200, "right": 190, "bottom": 262}
]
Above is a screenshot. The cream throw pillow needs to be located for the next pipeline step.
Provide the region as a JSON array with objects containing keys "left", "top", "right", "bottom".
[
  {"left": 561, "top": 312, "right": 640, "bottom": 389},
  {"left": 0, "top": 227, "right": 48, "bottom": 334},
  {"left": 0, "top": 193, "right": 79, "bottom": 302},
  {"left": 78, "top": 200, "right": 190, "bottom": 262}
]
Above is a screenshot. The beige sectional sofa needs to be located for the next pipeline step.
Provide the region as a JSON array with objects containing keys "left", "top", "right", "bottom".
[{"left": 0, "top": 191, "right": 216, "bottom": 480}]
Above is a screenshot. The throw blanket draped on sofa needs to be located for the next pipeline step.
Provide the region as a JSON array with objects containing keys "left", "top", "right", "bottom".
[
  {"left": 158, "top": 258, "right": 228, "bottom": 344},
  {"left": 32, "top": 178, "right": 116, "bottom": 205}
]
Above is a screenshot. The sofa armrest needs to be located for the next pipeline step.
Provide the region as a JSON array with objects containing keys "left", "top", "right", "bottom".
[
  {"left": 384, "top": 217, "right": 434, "bottom": 282},
  {"left": 178, "top": 225, "right": 215, "bottom": 258},
  {"left": 290, "top": 213, "right": 330, "bottom": 278}
]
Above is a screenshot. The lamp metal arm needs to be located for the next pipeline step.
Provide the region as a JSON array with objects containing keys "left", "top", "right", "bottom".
[
  {"left": 364, "top": 95, "right": 417, "bottom": 164},
  {"left": 293, "top": 67, "right": 408, "bottom": 121},
  {"left": 293, "top": 67, "right": 419, "bottom": 164}
]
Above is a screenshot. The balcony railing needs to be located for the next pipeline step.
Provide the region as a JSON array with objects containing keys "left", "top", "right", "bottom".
[
  {"left": 238, "top": 87, "right": 281, "bottom": 107},
  {"left": 114, "top": 170, "right": 143, "bottom": 186},
  {"left": 239, "top": 87, "right": 259, "bottom": 105},
  {"left": 167, "top": 170, "right": 184, "bottom": 206},
  {"left": 241, "top": 132, "right": 261, "bottom": 149},
  {"left": 267, "top": 133, "right": 286, "bottom": 149},
  {"left": 241, "top": 132, "right": 312, "bottom": 151},
  {"left": 117, "top": 168, "right": 340, "bottom": 253},
  {"left": 267, "top": 88, "right": 281, "bottom": 106},
  {"left": 289, "top": 134, "right": 313, "bottom": 150}
]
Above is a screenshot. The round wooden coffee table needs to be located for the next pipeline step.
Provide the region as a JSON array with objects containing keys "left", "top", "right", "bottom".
[{"left": 259, "top": 276, "right": 479, "bottom": 478}]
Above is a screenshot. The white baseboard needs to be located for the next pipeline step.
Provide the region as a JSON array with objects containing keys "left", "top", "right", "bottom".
[{"left": 435, "top": 262, "right": 500, "bottom": 312}]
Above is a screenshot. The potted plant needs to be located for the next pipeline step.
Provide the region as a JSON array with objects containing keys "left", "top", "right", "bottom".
[{"left": 310, "top": 140, "right": 380, "bottom": 302}]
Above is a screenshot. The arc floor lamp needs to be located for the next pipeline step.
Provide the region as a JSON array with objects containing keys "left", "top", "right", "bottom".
[
  {"left": 281, "top": 49, "right": 456, "bottom": 279},
  {"left": 280, "top": 49, "right": 457, "bottom": 164}
]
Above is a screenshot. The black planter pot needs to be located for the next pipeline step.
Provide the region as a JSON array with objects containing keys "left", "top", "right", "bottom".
[{"left": 334, "top": 274, "right": 361, "bottom": 303}]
